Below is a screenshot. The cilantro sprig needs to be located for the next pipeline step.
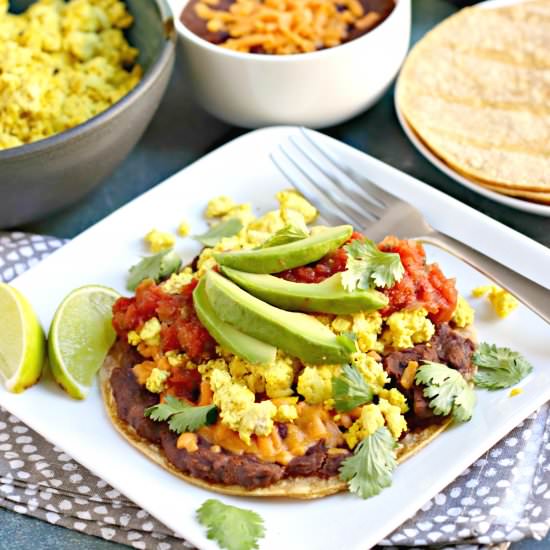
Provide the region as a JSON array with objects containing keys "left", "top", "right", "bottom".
[
  {"left": 259, "top": 223, "right": 308, "bottom": 249},
  {"left": 336, "top": 333, "right": 358, "bottom": 355},
  {"left": 415, "top": 362, "right": 476, "bottom": 422},
  {"left": 194, "top": 218, "right": 243, "bottom": 247},
  {"left": 127, "top": 250, "right": 182, "bottom": 291},
  {"left": 473, "top": 343, "right": 533, "bottom": 390},
  {"left": 341, "top": 239, "right": 404, "bottom": 292},
  {"left": 197, "top": 499, "right": 265, "bottom": 550},
  {"left": 144, "top": 395, "right": 217, "bottom": 433},
  {"left": 332, "top": 364, "right": 373, "bottom": 412},
  {"left": 339, "top": 427, "right": 397, "bottom": 499}
]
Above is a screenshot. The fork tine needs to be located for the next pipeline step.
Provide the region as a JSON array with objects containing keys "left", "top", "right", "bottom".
[
  {"left": 289, "top": 135, "right": 384, "bottom": 221},
  {"left": 278, "top": 144, "right": 367, "bottom": 229},
  {"left": 299, "top": 127, "right": 400, "bottom": 208},
  {"left": 269, "top": 152, "right": 348, "bottom": 227}
]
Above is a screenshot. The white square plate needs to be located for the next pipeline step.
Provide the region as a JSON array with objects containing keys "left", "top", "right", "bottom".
[{"left": 3, "top": 127, "right": 550, "bottom": 550}]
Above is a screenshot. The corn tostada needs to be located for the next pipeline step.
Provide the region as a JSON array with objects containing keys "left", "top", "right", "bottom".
[{"left": 100, "top": 191, "right": 478, "bottom": 499}]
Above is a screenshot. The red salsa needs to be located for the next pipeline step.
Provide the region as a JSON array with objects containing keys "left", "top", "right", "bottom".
[
  {"left": 278, "top": 233, "right": 457, "bottom": 323},
  {"left": 112, "top": 279, "right": 215, "bottom": 362},
  {"left": 278, "top": 231, "right": 363, "bottom": 284},
  {"left": 378, "top": 236, "right": 457, "bottom": 323}
]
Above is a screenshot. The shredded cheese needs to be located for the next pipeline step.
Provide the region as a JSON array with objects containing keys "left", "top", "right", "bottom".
[
  {"left": 194, "top": 0, "right": 382, "bottom": 54},
  {"left": 199, "top": 402, "right": 343, "bottom": 464}
]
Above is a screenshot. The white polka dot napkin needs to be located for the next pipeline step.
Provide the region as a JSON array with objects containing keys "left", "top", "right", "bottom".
[{"left": 0, "top": 232, "right": 548, "bottom": 550}]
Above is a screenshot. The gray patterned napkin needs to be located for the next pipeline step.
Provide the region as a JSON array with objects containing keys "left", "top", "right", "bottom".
[{"left": 0, "top": 231, "right": 548, "bottom": 550}]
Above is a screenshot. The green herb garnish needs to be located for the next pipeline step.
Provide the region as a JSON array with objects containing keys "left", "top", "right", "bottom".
[
  {"left": 194, "top": 218, "right": 243, "bottom": 247},
  {"left": 259, "top": 223, "right": 308, "bottom": 249},
  {"left": 144, "top": 395, "right": 217, "bottom": 433},
  {"left": 332, "top": 364, "right": 373, "bottom": 412},
  {"left": 341, "top": 238, "right": 404, "bottom": 292},
  {"left": 336, "top": 334, "right": 358, "bottom": 355},
  {"left": 415, "top": 361, "right": 476, "bottom": 422},
  {"left": 127, "top": 250, "right": 181, "bottom": 291},
  {"left": 339, "top": 427, "right": 397, "bottom": 499},
  {"left": 196, "top": 499, "right": 265, "bottom": 550},
  {"left": 473, "top": 343, "right": 533, "bottom": 390}
]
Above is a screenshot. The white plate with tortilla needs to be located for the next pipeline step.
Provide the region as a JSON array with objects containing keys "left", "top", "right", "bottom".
[
  {"left": 1, "top": 126, "right": 550, "bottom": 550},
  {"left": 395, "top": 0, "right": 550, "bottom": 218}
]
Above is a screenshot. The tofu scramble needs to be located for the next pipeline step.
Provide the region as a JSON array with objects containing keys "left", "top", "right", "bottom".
[
  {"left": 94, "top": 188, "right": 532, "bottom": 500},
  {"left": 0, "top": 0, "right": 141, "bottom": 150},
  {"left": 114, "top": 191, "right": 475, "bottom": 452}
]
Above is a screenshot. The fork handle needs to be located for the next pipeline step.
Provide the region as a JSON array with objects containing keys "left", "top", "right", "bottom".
[{"left": 420, "top": 232, "right": 550, "bottom": 324}]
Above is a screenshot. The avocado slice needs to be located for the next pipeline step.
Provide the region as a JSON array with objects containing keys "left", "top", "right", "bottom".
[
  {"left": 193, "top": 278, "right": 277, "bottom": 365},
  {"left": 214, "top": 225, "right": 353, "bottom": 274},
  {"left": 220, "top": 267, "right": 388, "bottom": 314},
  {"left": 205, "top": 271, "right": 354, "bottom": 365}
]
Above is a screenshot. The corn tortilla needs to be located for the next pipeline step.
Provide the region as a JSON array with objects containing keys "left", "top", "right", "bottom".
[
  {"left": 100, "top": 352, "right": 455, "bottom": 499},
  {"left": 397, "top": 1, "right": 550, "bottom": 195},
  {"left": 402, "top": 115, "right": 550, "bottom": 204},
  {"left": 475, "top": 184, "right": 550, "bottom": 204}
]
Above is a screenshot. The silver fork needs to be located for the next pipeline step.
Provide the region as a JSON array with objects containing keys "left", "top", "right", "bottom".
[{"left": 270, "top": 129, "right": 550, "bottom": 325}]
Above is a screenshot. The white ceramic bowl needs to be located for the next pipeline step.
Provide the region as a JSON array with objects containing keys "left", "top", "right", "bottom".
[{"left": 169, "top": 0, "right": 410, "bottom": 128}]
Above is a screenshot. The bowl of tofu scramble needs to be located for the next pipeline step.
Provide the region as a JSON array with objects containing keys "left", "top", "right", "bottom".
[
  {"left": 0, "top": 0, "right": 176, "bottom": 227},
  {"left": 169, "top": 0, "right": 410, "bottom": 128}
]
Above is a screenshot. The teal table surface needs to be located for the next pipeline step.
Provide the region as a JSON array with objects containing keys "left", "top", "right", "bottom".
[{"left": 6, "top": 0, "right": 549, "bottom": 549}]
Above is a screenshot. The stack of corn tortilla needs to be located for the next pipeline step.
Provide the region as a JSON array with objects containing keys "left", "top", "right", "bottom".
[{"left": 396, "top": 0, "right": 550, "bottom": 204}]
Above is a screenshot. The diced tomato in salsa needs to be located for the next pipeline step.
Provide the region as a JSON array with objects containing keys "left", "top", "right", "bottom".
[
  {"left": 376, "top": 237, "right": 457, "bottom": 322},
  {"left": 278, "top": 233, "right": 457, "bottom": 323},
  {"left": 167, "top": 367, "right": 202, "bottom": 400},
  {"left": 278, "top": 232, "right": 363, "bottom": 284},
  {"left": 111, "top": 278, "right": 215, "bottom": 361}
]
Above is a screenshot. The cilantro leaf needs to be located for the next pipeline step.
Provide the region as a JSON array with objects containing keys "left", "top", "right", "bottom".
[
  {"left": 194, "top": 218, "right": 243, "bottom": 247},
  {"left": 127, "top": 250, "right": 182, "bottom": 291},
  {"left": 196, "top": 499, "right": 265, "bottom": 550},
  {"left": 415, "top": 361, "right": 475, "bottom": 422},
  {"left": 339, "top": 427, "right": 397, "bottom": 499},
  {"left": 453, "top": 385, "right": 477, "bottom": 422},
  {"left": 332, "top": 364, "right": 373, "bottom": 412},
  {"left": 341, "top": 239, "right": 404, "bottom": 292},
  {"left": 259, "top": 223, "right": 308, "bottom": 249},
  {"left": 336, "top": 333, "right": 358, "bottom": 354},
  {"left": 473, "top": 342, "right": 533, "bottom": 390},
  {"left": 169, "top": 405, "right": 218, "bottom": 433},
  {"left": 144, "top": 396, "right": 217, "bottom": 433},
  {"left": 144, "top": 395, "right": 186, "bottom": 421}
]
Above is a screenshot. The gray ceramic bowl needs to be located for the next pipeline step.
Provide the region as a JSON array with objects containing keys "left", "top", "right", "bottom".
[{"left": 0, "top": 0, "right": 176, "bottom": 228}]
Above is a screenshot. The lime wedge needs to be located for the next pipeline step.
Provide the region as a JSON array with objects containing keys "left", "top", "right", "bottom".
[
  {"left": 0, "top": 283, "right": 46, "bottom": 393},
  {"left": 48, "top": 285, "right": 120, "bottom": 399}
]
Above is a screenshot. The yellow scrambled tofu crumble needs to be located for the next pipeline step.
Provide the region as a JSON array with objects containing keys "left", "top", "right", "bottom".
[
  {"left": 209, "top": 369, "right": 278, "bottom": 445},
  {"left": 472, "top": 285, "right": 518, "bottom": 318},
  {"left": 145, "top": 367, "right": 169, "bottom": 394},
  {"left": 452, "top": 295, "right": 475, "bottom": 328},
  {"left": 0, "top": 0, "right": 141, "bottom": 150},
  {"left": 344, "top": 398, "right": 406, "bottom": 448},
  {"left": 144, "top": 229, "right": 176, "bottom": 253},
  {"left": 382, "top": 308, "right": 434, "bottom": 350},
  {"left": 128, "top": 317, "right": 161, "bottom": 347},
  {"left": 161, "top": 269, "right": 194, "bottom": 295},
  {"left": 177, "top": 220, "right": 191, "bottom": 237},
  {"left": 297, "top": 365, "right": 340, "bottom": 405}
]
